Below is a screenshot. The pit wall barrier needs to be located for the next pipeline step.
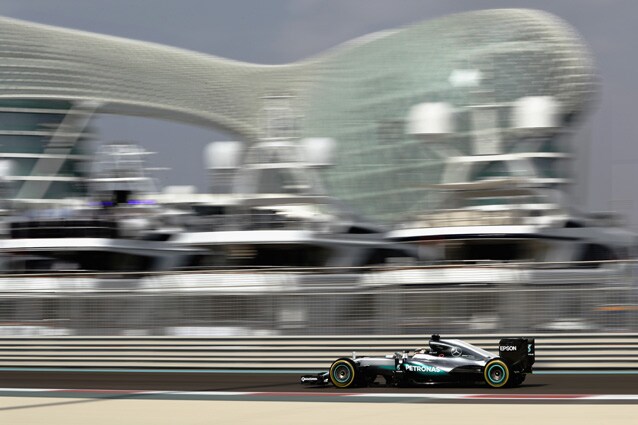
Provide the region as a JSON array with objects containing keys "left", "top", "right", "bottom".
[{"left": 0, "top": 333, "right": 636, "bottom": 370}]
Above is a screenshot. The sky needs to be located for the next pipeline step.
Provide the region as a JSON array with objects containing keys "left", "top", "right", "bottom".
[{"left": 1, "top": 0, "right": 637, "bottom": 226}]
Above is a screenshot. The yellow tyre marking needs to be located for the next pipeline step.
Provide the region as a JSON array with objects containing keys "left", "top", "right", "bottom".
[
  {"left": 330, "top": 359, "right": 355, "bottom": 388},
  {"left": 484, "top": 359, "right": 509, "bottom": 388}
]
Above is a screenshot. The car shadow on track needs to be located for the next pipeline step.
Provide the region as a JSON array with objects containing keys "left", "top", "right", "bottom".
[{"left": 299, "top": 382, "right": 549, "bottom": 393}]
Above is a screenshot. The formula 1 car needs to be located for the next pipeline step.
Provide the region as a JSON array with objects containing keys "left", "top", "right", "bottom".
[{"left": 300, "top": 335, "right": 534, "bottom": 388}]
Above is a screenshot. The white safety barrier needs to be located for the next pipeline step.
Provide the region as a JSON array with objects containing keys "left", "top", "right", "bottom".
[{"left": 0, "top": 334, "right": 636, "bottom": 370}]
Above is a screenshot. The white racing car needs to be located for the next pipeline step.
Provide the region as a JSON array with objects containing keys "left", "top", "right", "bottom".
[{"left": 301, "top": 334, "right": 535, "bottom": 388}]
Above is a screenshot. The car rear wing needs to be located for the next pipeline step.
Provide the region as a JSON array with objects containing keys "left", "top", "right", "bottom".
[{"left": 499, "top": 338, "right": 535, "bottom": 373}]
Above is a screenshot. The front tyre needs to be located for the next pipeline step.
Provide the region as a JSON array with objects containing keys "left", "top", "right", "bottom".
[
  {"left": 329, "top": 358, "right": 357, "bottom": 388},
  {"left": 484, "top": 359, "right": 510, "bottom": 388}
]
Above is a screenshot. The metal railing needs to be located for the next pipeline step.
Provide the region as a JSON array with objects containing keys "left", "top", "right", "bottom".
[{"left": 0, "top": 261, "right": 635, "bottom": 337}]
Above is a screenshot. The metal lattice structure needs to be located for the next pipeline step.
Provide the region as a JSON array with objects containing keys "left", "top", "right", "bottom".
[
  {"left": 0, "top": 9, "right": 596, "bottom": 217},
  {"left": 0, "top": 262, "right": 634, "bottom": 336}
]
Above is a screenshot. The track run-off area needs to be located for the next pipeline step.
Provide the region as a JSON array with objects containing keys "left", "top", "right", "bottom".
[{"left": 0, "top": 370, "right": 637, "bottom": 424}]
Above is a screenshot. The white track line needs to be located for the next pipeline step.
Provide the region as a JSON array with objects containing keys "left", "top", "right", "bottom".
[{"left": 1, "top": 389, "right": 638, "bottom": 401}]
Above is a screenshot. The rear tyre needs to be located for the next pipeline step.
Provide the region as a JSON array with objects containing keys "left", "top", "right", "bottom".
[
  {"left": 484, "top": 359, "right": 510, "bottom": 388},
  {"left": 329, "top": 358, "right": 357, "bottom": 388}
]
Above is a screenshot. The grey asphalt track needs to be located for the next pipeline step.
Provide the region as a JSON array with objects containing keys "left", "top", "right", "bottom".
[{"left": 0, "top": 371, "right": 637, "bottom": 394}]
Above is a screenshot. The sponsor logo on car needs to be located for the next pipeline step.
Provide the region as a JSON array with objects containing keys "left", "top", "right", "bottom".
[
  {"left": 500, "top": 345, "right": 518, "bottom": 351},
  {"left": 405, "top": 363, "right": 443, "bottom": 374},
  {"left": 301, "top": 377, "right": 318, "bottom": 383}
]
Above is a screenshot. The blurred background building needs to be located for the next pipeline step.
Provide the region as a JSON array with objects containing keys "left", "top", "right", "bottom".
[
  {"left": 0, "top": 10, "right": 592, "bottom": 209},
  {"left": 0, "top": 9, "right": 635, "bottom": 336},
  {"left": 0, "top": 10, "right": 630, "bottom": 263}
]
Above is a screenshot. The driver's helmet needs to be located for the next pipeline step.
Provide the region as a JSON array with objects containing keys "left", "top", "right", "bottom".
[{"left": 429, "top": 338, "right": 448, "bottom": 356}]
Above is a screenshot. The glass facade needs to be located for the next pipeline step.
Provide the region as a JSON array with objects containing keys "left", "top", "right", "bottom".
[
  {"left": 0, "top": 100, "right": 91, "bottom": 199},
  {"left": 301, "top": 10, "right": 595, "bottom": 223},
  {"left": 0, "top": 9, "right": 595, "bottom": 218}
]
